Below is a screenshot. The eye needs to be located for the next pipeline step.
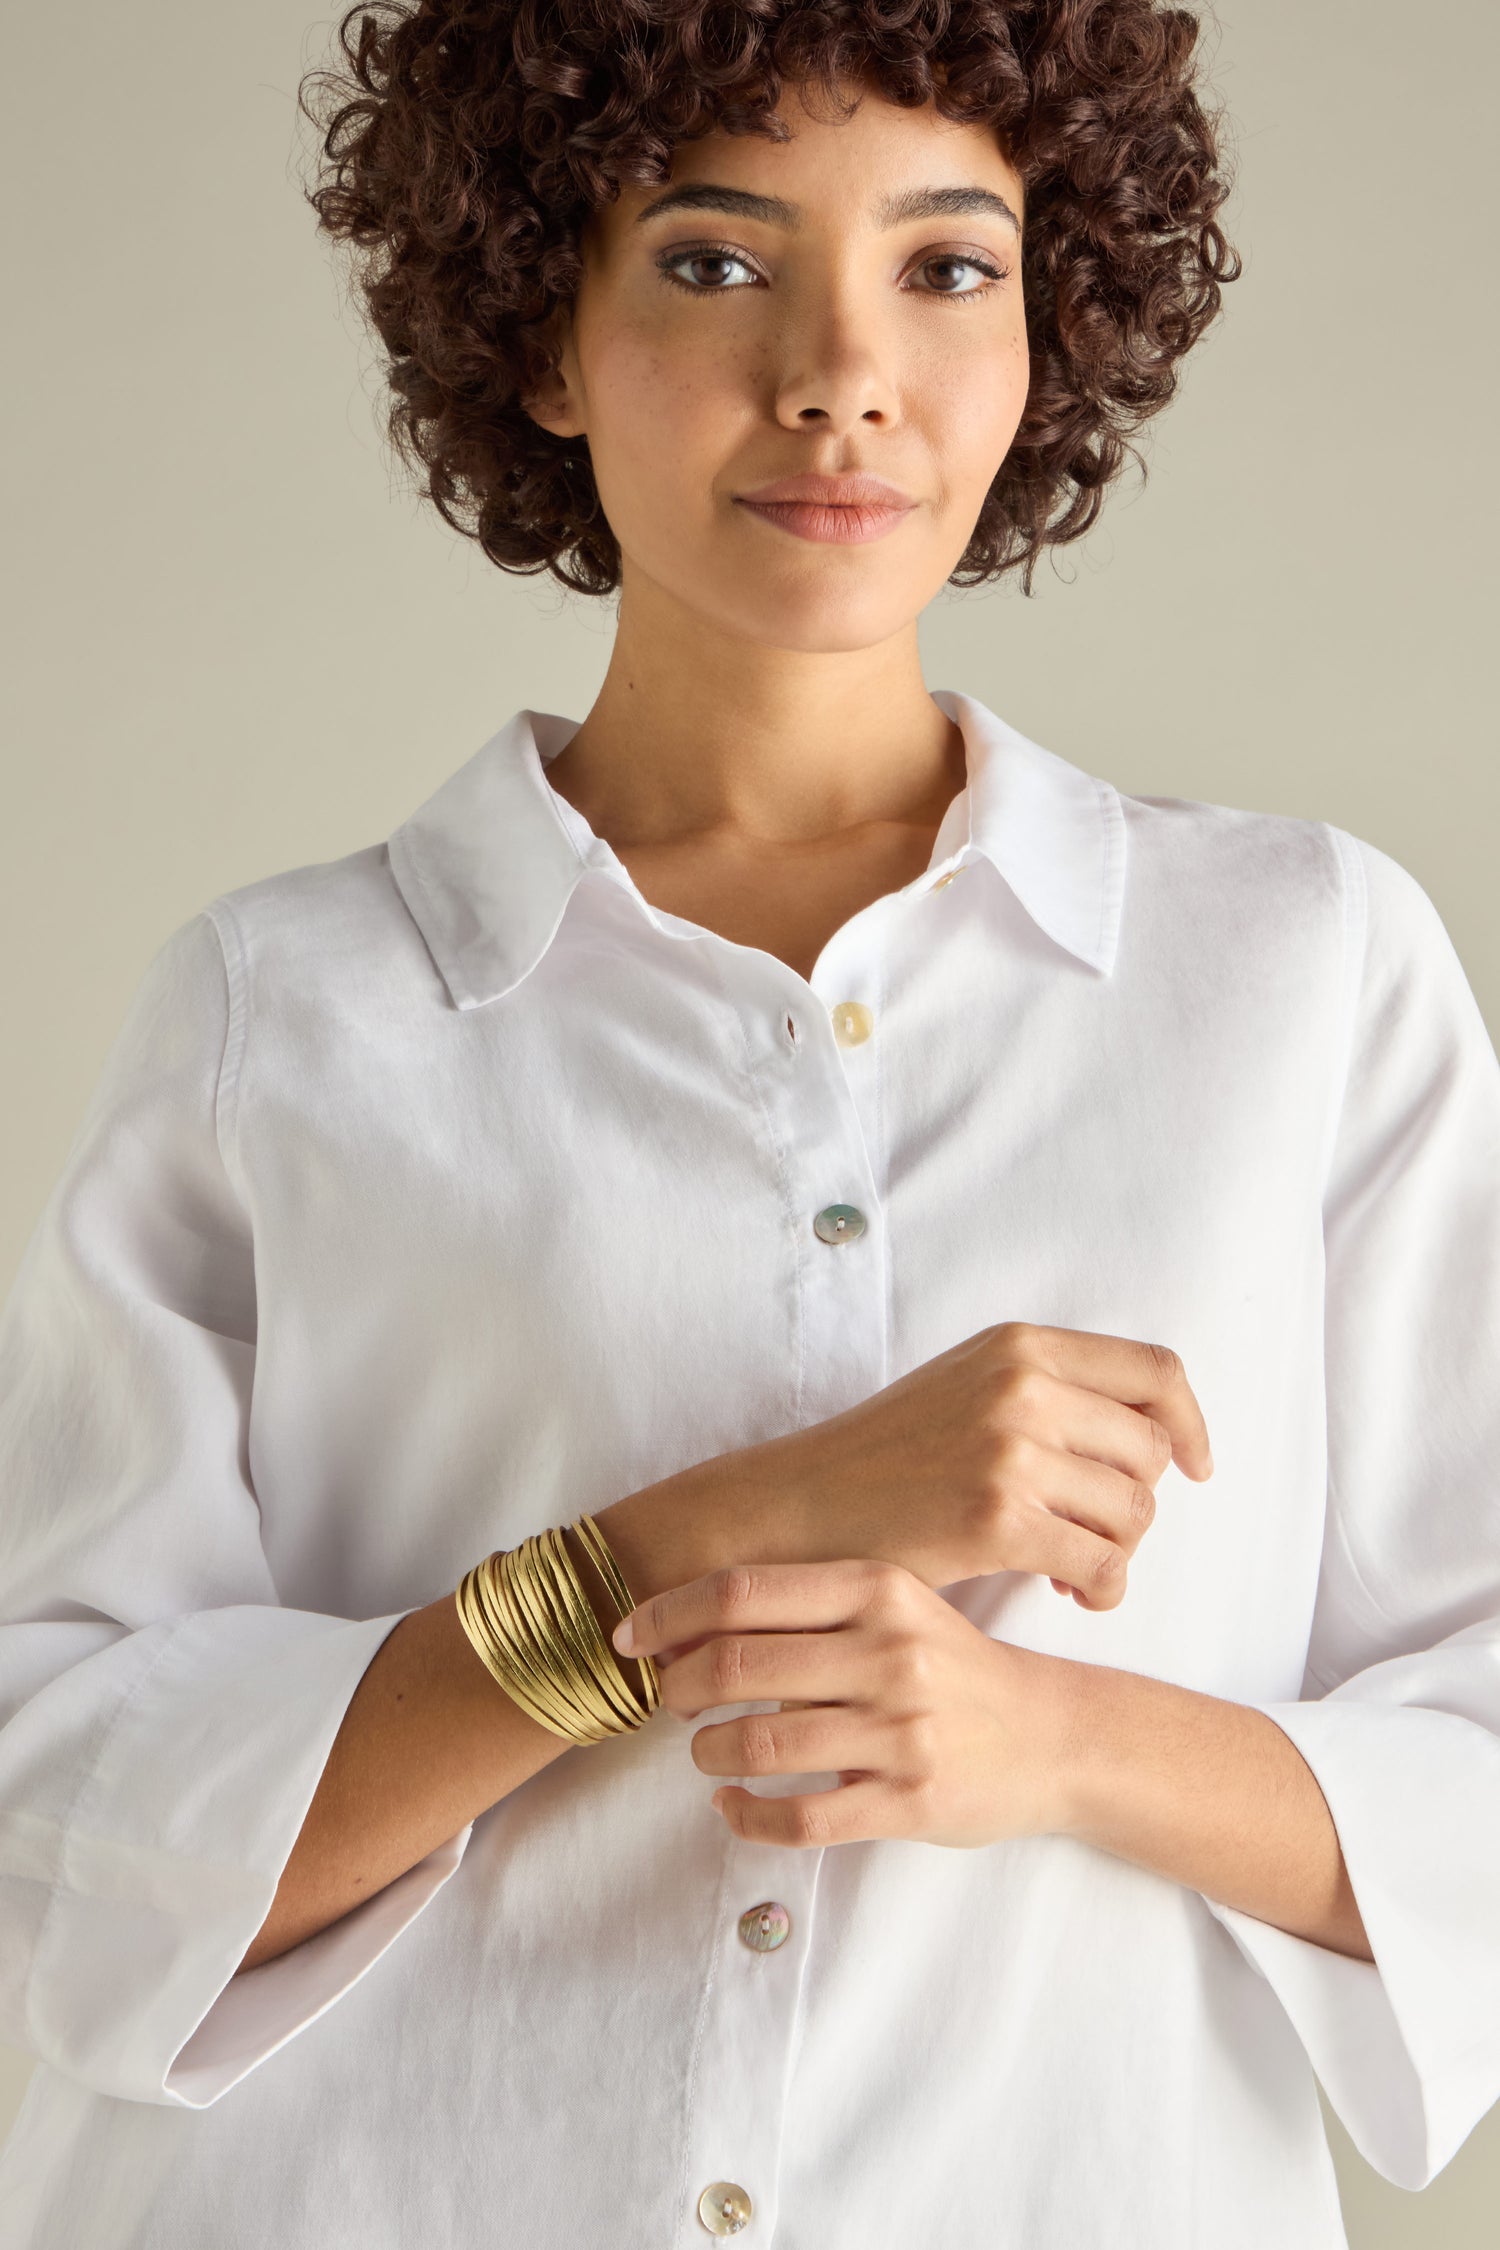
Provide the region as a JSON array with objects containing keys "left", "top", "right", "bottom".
[
  {"left": 907, "top": 251, "right": 1010, "bottom": 299},
  {"left": 656, "top": 243, "right": 764, "bottom": 295}
]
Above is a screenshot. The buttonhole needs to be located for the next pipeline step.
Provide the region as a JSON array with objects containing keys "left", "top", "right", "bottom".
[{"left": 785, "top": 1013, "right": 798, "bottom": 1046}]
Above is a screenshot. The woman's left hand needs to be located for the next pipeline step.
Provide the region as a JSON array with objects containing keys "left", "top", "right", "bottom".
[{"left": 613, "top": 1557, "right": 1079, "bottom": 1849}]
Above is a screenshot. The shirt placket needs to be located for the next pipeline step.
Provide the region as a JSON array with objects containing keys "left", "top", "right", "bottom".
[{"left": 676, "top": 910, "right": 895, "bottom": 2243}]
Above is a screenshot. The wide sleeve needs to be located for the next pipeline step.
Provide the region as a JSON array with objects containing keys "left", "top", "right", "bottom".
[
  {"left": 1202, "top": 824, "right": 1500, "bottom": 2189},
  {"left": 0, "top": 909, "right": 472, "bottom": 2111}
]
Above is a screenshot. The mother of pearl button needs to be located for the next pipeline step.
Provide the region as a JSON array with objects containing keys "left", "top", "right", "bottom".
[{"left": 737, "top": 1900, "right": 792, "bottom": 1952}]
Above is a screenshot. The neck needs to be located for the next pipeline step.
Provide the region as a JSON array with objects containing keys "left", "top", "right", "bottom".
[{"left": 542, "top": 568, "right": 966, "bottom": 853}]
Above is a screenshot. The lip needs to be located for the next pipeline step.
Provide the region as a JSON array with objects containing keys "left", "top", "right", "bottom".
[
  {"left": 737, "top": 472, "right": 915, "bottom": 507},
  {"left": 734, "top": 472, "right": 918, "bottom": 545}
]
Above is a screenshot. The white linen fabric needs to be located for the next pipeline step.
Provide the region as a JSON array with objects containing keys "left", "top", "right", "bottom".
[{"left": 2, "top": 688, "right": 1499, "bottom": 2248}]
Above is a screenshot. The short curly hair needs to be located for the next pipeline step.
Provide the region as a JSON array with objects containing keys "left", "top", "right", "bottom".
[{"left": 300, "top": 0, "right": 1240, "bottom": 597}]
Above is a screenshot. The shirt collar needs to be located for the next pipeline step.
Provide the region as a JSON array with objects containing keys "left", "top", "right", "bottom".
[{"left": 387, "top": 688, "right": 1126, "bottom": 1010}]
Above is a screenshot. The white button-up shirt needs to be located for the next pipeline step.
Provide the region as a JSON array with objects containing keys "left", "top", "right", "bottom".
[{"left": 3, "top": 689, "right": 1499, "bottom": 2247}]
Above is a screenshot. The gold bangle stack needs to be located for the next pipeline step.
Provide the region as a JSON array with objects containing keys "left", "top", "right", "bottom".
[{"left": 454, "top": 1513, "right": 661, "bottom": 1745}]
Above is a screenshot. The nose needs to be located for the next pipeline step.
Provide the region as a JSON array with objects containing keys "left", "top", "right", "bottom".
[{"left": 773, "top": 299, "right": 900, "bottom": 434}]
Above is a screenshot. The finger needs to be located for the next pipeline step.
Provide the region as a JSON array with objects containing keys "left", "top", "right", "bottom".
[
  {"left": 691, "top": 1704, "right": 889, "bottom": 1779},
  {"left": 613, "top": 1556, "right": 894, "bottom": 1660},
  {"left": 711, "top": 1776, "right": 891, "bottom": 1848},
  {"left": 1002, "top": 1512, "right": 1133, "bottom": 1620},
  {"left": 995, "top": 1323, "right": 1213, "bottom": 1480},
  {"left": 659, "top": 1628, "right": 866, "bottom": 1719},
  {"left": 1000, "top": 1374, "right": 1180, "bottom": 1490},
  {"left": 1022, "top": 1449, "right": 1159, "bottom": 1560}
]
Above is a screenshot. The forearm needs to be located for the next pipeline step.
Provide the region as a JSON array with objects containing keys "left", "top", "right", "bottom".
[
  {"left": 1046, "top": 1656, "right": 1373, "bottom": 1963},
  {"left": 239, "top": 1461, "right": 757, "bottom": 1974},
  {"left": 238, "top": 1592, "right": 567, "bottom": 1970}
]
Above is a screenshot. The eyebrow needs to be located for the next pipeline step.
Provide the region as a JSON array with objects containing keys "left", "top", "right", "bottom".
[{"left": 631, "top": 181, "right": 1022, "bottom": 235}]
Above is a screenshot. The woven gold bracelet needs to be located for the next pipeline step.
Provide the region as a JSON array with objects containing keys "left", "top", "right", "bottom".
[
  {"left": 467, "top": 1546, "right": 594, "bottom": 1739},
  {"left": 455, "top": 1512, "right": 660, "bottom": 1745},
  {"left": 547, "top": 1518, "right": 662, "bottom": 1723},
  {"left": 508, "top": 1532, "right": 629, "bottom": 1738},
  {"left": 460, "top": 1544, "right": 608, "bottom": 1742}
]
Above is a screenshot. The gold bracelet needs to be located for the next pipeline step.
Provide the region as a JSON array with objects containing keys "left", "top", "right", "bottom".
[
  {"left": 538, "top": 1524, "right": 660, "bottom": 1730},
  {"left": 461, "top": 1546, "right": 601, "bottom": 1741},
  {"left": 475, "top": 1550, "right": 596, "bottom": 1738},
  {"left": 511, "top": 1533, "right": 629, "bottom": 1736},
  {"left": 525, "top": 1529, "right": 638, "bottom": 1733},
  {"left": 454, "top": 1513, "right": 660, "bottom": 1745},
  {"left": 571, "top": 1515, "right": 662, "bottom": 1717},
  {"left": 458, "top": 1555, "right": 588, "bottom": 1741},
  {"left": 502, "top": 1530, "right": 652, "bottom": 1740},
  {"left": 543, "top": 1519, "right": 661, "bottom": 1730},
  {"left": 480, "top": 1542, "right": 611, "bottom": 1740}
]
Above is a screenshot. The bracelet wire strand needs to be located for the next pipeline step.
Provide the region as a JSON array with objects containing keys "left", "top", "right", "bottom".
[{"left": 454, "top": 1513, "right": 659, "bottom": 1746}]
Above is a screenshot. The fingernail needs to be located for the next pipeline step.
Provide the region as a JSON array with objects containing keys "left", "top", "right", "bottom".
[{"left": 612, "top": 1614, "right": 636, "bottom": 1654}]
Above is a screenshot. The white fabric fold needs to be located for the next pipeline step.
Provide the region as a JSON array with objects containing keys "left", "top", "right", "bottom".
[
  {"left": 1206, "top": 827, "right": 1500, "bottom": 2189},
  {"left": 0, "top": 914, "right": 466, "bottom": 2108}
]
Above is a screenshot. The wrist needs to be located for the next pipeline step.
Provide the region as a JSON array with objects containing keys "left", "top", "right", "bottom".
[
  {"left": 592, "top": 1442, "right": 797, "bottom": 1610},
  {"left": 1001, "top": 1640, "right": 1104, "bottom": 1841}
]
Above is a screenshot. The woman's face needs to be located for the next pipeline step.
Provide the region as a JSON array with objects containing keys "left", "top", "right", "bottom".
[{"left": 528, "top": 80, "right": 1029, "bottom": 653}]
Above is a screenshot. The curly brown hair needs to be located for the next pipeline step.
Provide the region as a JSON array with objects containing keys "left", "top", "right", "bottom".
[{"left": 299, "top": 0, "right": 1240, "bottom": 598}]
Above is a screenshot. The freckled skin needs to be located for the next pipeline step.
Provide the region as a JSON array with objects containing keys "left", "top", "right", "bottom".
[{"left": 526, "top": 79, "right": 1030, "bottom": 658}]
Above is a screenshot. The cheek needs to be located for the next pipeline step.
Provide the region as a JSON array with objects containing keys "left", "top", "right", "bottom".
[
  {"left": 918, "top": 326, "right": 1031, "bottom": 493},
  {"left": 917, "top": 315, "right": 1034, "bottom": 481},
  {"left": 585, "top": 324, "right": 751, "bottom": 523}
]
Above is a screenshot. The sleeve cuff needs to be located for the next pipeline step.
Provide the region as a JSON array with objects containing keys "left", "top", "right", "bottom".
[
  {"left": 21, "top": 1605, "right": 469, "bottom": 2104},
  {"left": 1202, "top": 1695, "right": 1500, "bottom": 2188},
  {"left": 163, "top": 1820, "right": 473, "bottom": 2106}
]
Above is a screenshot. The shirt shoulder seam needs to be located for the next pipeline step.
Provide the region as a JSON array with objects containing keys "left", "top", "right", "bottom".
[
  {"left": 1092, "top": 775, "right": 1126, "bottom": 968},
  {"left": 1314, "top": 822, "right": 1370, "bottom": 1206},
  {"left": 200, "top": 899, "right": 249, "bottom": 1184}
]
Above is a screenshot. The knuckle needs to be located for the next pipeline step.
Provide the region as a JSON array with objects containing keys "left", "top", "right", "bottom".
[
  {"left": 988, "top": 1426, "right": 1040, "bottom": 1488},
  {"left": 737, "top": 1717, "right": 779, "bottom": 1774},
  {"left": 1143, "top": 1340, "right": 1183, "bottom": 1391},
  {"left": 709, "top": 1636, "right": 748, "bottom": 1697},
  {"left": 638, "top": 1591, "right": 671, "bottom": 1642},
  {"left": 859, "top": 1556, "right": 910, "bottom": 1608},
  {"left": 710, "top": 1564, "right": 758, "bottom": 1620},
  {"left": 894, "top": 1769, "right": 937, "bottom": 1817},
  {"left": 991, "top": 1318, "right": 1038, "bottom": 1360},
  {"left": 993, "top": 1362, "right": 1046, "bottom": 1421},
  {"left": 887, "top": 1632, "right": 934, "bottom": 1698},
  {"left": 1126, "top": 1479, "right": 1157, "bottom": 1537},
  {"left": 1141, "top": 1416, "right": 1174, "bottom": 1475},
  {"left": 1088, "top": 1544, "right": 1127, "bottom": 1606},
  {"left": 786, "top": 1796, "right": 831, "bottom": 1847}
]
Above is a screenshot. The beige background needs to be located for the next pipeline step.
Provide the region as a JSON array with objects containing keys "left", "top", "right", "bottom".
[{"left": 2, "top": 2, "right": 1496, "bottom": 2238}]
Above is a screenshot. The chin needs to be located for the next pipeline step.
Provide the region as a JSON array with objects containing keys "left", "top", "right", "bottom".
[{"left": 688, "top": 572, "right": 930, "bottom": 656}]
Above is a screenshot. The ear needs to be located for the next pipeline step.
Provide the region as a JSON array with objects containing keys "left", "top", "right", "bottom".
[{"left": 518, "top": 302, "right": 586, "bottom": 438}]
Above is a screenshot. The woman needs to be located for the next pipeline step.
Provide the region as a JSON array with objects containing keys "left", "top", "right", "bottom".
[{"left": 2, "top": 3, "right": 1498, "bottom": 2244}]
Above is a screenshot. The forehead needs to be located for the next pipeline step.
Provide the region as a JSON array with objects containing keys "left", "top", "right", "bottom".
[{"left": 606, "top": 81, "right": 1024, "bottom": 229}]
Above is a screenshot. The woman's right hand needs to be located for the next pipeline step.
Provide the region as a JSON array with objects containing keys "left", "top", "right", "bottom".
[{"left": 656, "top": 1321, "right": 1214, "bottom": 1614}]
